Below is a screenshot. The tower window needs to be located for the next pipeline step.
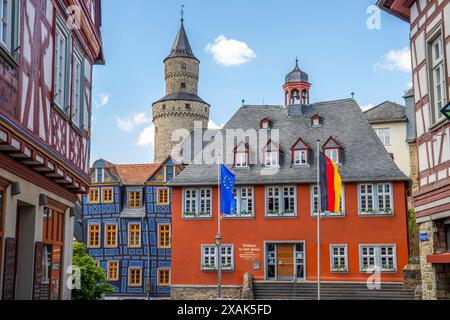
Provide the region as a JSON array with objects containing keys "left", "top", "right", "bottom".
[
  {"left": 302, "top": 90, "right": 308, "bottom": 105},
  {"left": 181, "top": 62, "right": 186, "bottom": 69},
  {"left": 185, "top": 104, "right": 191, "bottom": 110},
  {"left": 181, "top": 82, "right": 186, "bottom": 89},
  {"left": 162, "top": 104, "right": 166, "bottom": 110}
]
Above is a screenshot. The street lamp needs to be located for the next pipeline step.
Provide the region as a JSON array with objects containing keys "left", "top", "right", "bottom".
[{"left": 215, "top": 233, "right": 222, "bottom": 299}]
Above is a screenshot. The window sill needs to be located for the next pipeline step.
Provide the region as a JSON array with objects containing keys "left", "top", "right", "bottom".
[
  {"left": 0, "top": 44, "right": 19, "bottom": 69},
  {"left": 183, "top": 216, "right": 213, "bottom": 220},
  {"left": 201, "top": 269, "right": 234, "bottom": 273},
  {"left": 359, "top": 213, "right": 395, "bottom": 217},
  {"left": 52, "top": 103, "right": 70, "bottom": 121},
  {"left": 428, "top": 117, "right": 447, "bottom": 132},
  {"left": 265, "top": 213, "right": 297, "bottom": 219},
  {"left": 223, "top": 215, "right": 255, "bottom": 220},
  {"left": 360, "top": 270, "right": 397, "bottom": 274},
  {"left": 330, "top": 270, "right": 349, "bottom": 273},
  {"left": 311, "top": 214, "right": 346, "bottom": 218}
]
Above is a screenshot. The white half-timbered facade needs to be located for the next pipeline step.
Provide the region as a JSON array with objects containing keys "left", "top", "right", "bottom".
[
  {"left": 0, "top": 0, "right": 103, "bottom": 300},
  {"left": 379, "top": 0, "right": 450, "bottom": 300}
]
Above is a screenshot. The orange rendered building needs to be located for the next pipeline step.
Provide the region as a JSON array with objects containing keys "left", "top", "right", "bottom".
[{"left": 168, "top": 62, "right": 411, "bottom": 299}]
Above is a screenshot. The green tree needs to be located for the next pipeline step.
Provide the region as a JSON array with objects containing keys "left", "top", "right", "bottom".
[{"left": 71, "top": 241, "right": 114, "bottom": 300}]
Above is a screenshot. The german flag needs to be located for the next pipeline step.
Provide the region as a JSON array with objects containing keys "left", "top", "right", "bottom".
[{"left": 319, "top": 152, "right": 342, "bottom": 213}]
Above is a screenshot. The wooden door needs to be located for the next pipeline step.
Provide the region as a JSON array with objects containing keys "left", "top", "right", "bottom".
[{"left": 277, "top": 244, "right": 294, "bottom": 279}]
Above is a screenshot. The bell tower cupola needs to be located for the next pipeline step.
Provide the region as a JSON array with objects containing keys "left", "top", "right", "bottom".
[{"left": 283, "top": 58, "right": 311, "bottom": 106}]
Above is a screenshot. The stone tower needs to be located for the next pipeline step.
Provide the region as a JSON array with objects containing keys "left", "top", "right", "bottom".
[{"left": 152, "top": 18, "right": 210, "bottom": 163}]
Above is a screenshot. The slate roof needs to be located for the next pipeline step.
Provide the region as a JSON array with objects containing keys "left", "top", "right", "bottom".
[
  {"left": 403, "top": 89, "right": 416, "bottom": 143},
  {"left": 153, "top": 92, "right": 209, "bottom": 106},
  {"left": 115, "top": 164, "right": 161, "bottom": 185},
  {"left": 285, "top": 60, "right": 309, "bottom": 84},
  {"left": 165, "top": 22, "right": 198, "bottom": 62},
  {"left": 364, "top": 101, "right": 407, "bottom": 124},
  {"left": 169, "top": 99, "right": 407, "bottom": 186}
]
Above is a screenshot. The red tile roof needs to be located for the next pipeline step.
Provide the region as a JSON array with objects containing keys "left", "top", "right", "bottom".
[{"left": 114, "top": 163, "right": 161, "bottom": 185}]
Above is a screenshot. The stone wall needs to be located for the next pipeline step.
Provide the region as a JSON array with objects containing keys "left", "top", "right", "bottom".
[
  {"left": 152, "top": 100, "right": 209, "bottom": 163},
  {"left": 419, "top": 220, "right": 450, "bottom": 300},
  {"left": 165, "top": 57, "right": 199, "bottom": 95},
  {"left": 171, "top": 286, "right": 243, "bottom": 300},
  {"left": 409, "top": 142, "right": 419, "bottom": 194}
]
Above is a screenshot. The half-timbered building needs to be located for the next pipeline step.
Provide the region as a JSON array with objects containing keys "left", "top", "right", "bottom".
[
  {"left": 0, "top": 0, "right": 103, "bottom": 300},
  {"left": 378, "top": 0, "right": 450, "bottom": 300},
  {"left": 82, "top": 158, "right": 182, "bottom": 298}
]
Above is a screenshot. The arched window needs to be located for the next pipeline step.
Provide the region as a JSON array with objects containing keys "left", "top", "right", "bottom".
[
  {"left": 302, "top": 90, "right": 308, "bottom": 105},
  {"left": 291, "top": 89, "right": 300, "bottom": 104}
]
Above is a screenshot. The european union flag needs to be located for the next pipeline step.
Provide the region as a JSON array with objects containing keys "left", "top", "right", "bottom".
[{"left": 220, "top": 164, "right": 236, "bottom": 215}]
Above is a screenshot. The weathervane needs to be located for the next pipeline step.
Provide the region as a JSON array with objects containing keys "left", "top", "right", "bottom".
[{"left": 181, "top": 5, "right": 185, "bottom": 23}]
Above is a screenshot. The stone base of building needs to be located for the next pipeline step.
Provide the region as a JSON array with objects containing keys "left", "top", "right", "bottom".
[
  {"left": 171, "top": 286, "right": 243, "bottom": 300},
  {"left": 418, "top": 220, "right": 450, "bottom": 300},
  {"left": 403, "top": 263, "right": 422, "bottom": 299}
]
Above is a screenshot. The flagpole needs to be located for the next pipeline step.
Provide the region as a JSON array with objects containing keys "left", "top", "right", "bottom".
[
  {"left": 316, "top": 140, "right": 321, "bottom": 301},
  {"left": 217, "top": 160, "right": 222, "bottom": 299}
]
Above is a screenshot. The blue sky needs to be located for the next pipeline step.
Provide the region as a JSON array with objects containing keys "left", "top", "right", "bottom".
[{"left": 90, "top": 0, "right": 411, "bottom": 164}]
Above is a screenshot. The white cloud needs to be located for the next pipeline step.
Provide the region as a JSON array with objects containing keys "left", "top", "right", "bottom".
[
  {"left": 94, "top": 93, "right": 111, "bottom": 108},
  {"left": 116, "top": 112, "right": 152, "bottom": 132},
  {"left": 361, "top": 103, "right": 374, "bottom": 111},
  {"left": 205, "top": 35, "right": 256, "bottom": 66},
  {"left": 374, "top": 47, "right": 412, "bottom": 73},
  {"left": 137, "top": 125, "right": 155, "bottom": 147},
  {"left": 208, "top": 120, "right": 224, "bottom": 130}
]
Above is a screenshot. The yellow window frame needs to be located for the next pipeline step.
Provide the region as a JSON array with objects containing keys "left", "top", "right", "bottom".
[
  {"left": 102, "top": 188, "right": 114, "bottom": 203},
  {"left": 157, "top": 188, "right": 170, "bottom": 205},
  {"left": 88, "top": 224, "right": 100, "bottom": 248},
  {"left": 108, "top": 261, "right": 119, "bottom": 281},
  {"left": 157, "top": 269, "right": 170, "bottom": 286},
  {"left": 105, "top": 224, "right": 118, "bottom": 248},
  {"left": 128, "top": 267, "right": 142, "bottom": 286},
  {"left": 128, "top": 223, "right": 141, "bottom": 247},
  {"left": 89, "top": 189, "right": 99, "bottom": 203},
  {"left": 128, "top": 191, "right": 142, "bottom": 209},
  {"left": 158, "top": 224, "right": 171, "bottom": 249}
]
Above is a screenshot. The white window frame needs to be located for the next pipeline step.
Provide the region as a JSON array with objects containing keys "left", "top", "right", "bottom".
[
  {"left": 293, "top": 149, "right": 308, "bottom": 166},
  {"left": 264, "top": 151, "right": 279, "bottom": 167},
  {"left": 71, "top": 47, "right": 84, "bottom": 128},
  {"left": 201, "top": 244, "right": 234, "bottom": 271},
  {"left": 95, "top": 168, "right": 104, "bottom": 183},
  {"left": 429, "top": 32, "right": 447, "bottom": 124},
  {"left": 266, "top": 186, "right": 296, "bottom": 217},
  {"left": 229, "top": 187, "right": 254, "bottom": 218},
  {"left": 374, "top": 128, "right": 391, "bottom": 146},
  {"left": 330, "top": 244, "right": 348, "bottom": 272},
  {"left": 359, "top": 244, "right": 397, "bottom": 273},
  {"left": 235, "top": 151, "right": 248, "bottom": 168},
  {"left": 183, "top": 188, "right": 213, "bottom": 218},
  {"left": 54, "top": 20, "right": 70, "bottom": 112},
  {"left": 359, "top": 183, "right": 394, "bottom": 215},
  {"left": 324, "top": 148, "right": 339, "bottom": 164},
  {"left": 0, "top": 0, "right": 11, "bottom": 50},
  {"left": 311, "top": 185, "right": 345, "bottom": 216}
]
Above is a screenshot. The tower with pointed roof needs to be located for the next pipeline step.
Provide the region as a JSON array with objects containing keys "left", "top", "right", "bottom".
[
  {"left": 152, "top": 15, "right": 210, "bottom": 163},
  {"left": 283, "top": 59, "right": 311, "bottom": 106}
]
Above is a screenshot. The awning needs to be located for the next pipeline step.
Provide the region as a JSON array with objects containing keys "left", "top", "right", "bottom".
[{"left": 427, "top": 253, "right": 450, "bottom": 264}]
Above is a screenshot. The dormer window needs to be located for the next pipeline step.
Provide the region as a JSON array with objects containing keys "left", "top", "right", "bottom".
[
  {"left": 294, "top": 150, "right": 308, "bottom": 166},
  {"left": 263, "top": 140, "right": 279, "bottom": 167},
  {"left": 260, "top": 118, "right": 271, "bottom": 129},
  {"left": 95, "top": 168, "right": 104, "bottom": 183},
  {"left": 323, "top": 137, "right": 341, "bottom": 164},
  {"left": 291, "top": 138, "right": 310, "bottom": 166},
  {"left": 325, "top": 148, "right": 339, "bottom": 164},
  {"left": 234, "top": 142, "right": 249, "bottom": 168},
  {"left": 311, "top": 115, "right": 321, "bottom": 127}
]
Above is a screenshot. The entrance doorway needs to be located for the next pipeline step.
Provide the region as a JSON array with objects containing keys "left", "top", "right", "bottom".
[{"left": 265, "top": 242, "right": 305, "bottom": 281}]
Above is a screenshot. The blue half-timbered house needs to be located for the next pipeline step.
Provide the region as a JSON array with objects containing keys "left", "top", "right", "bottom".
[{"left": 82, "top": 158, "right": 181, "bottom": 298}]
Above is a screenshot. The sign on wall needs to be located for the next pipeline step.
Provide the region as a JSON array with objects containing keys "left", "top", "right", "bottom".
[
  {"left": 420, "top": 232, "right": 429, "bottom": 242},
  {"left": 2, "top": 238, "right": 17, "bottom": 300},
  {"left": 33, "top": 242, "right": 44, "bottom": 300}
]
